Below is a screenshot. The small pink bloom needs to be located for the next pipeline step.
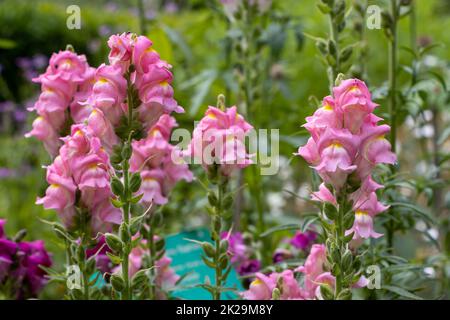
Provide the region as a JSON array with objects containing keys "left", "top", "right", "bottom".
[
  {"left": 85, "top": 64, "right": 127, "bottom": 125},
  {"left": 139, "top": 169, "right": 168, "bottom": 205},
  {"left": 333, "top": 79, "right": 378, "bottom": 134},
  {"left": 34, "top": 50, "right": 90, "bottom": 83},
  {"left": 356, "top": 124, "right": 396, "bottom": 179},
  {"left": 86, "top": 108, "right": 119, "bottom": 154},
  {"left": 314, "top": 128, "right": 358, "bottom": 190},
  {"left": 296, "top": 137, "right": 320, "bottom": 166},
  {"left": 132, "top": 36, "right": 161, "bottom": 74},
  {"left": 311, "top": 183, "right": 336, "bottom": 205},
  {"left": 188, "top": 106, "right": 253, "bottom": 176},
  {"left": 36, "top": 175, "right": 76, "bottom": 212},
  {"left": 241, "top": 272, "right": 276, "bottom": 300},
  {"left": 107, "top": 33, "right": 134, "bottom": 69},
  {"left": 304, "top": 96, "right": 342, "bottom": 140},
  {"left": 25, "top": 116, "right": 61, "bottom": 157}
]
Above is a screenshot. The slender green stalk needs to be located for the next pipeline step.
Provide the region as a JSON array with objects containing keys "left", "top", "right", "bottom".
[
  {"left": 388, "top": 0, "right": 398, "bottom": 152},
  {"left": 334, "top": 195, "right": 345, "bottom": 297},
  {"left": 328, "top": 13, "right": 340, "bottom": 90},
  {"left": 121, "top": 155, "right": 131, "bottom": 300},
  {"left": 137, "top": 0, "right": 147, "bottom": 35},
  {"left": 79, "top": 210, "right": 90, "bottom": 300},
  {"left": 118, "top": 71, "right": 138, "bottom": 300},
  {"left": 212, "top": 179, "right": 226, "bottom": 300},
  {"left": 147, "top": 217, "right": 157, "bottom": 300},
  {"left": 385, "top": 0, "right": 399, "bottom": 253}
]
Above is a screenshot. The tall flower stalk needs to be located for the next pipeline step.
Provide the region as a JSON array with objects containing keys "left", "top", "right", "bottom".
[
  {"left": 381, "top": 0, "right": 400, "bottom": 252},
  {"left": 30, "top": 33, "right": 185, "bottom": 300},
  {"left": 297, "top": 78, "right": 397, "bottom": 299},
  {"left": 188, "top": 94, "right": 253, "bottom": 299},
  {"left": 220, "top": 1, "right": 271, "bottom": 238},
  {"left": 315, "top": 0, "right": 352, "bottom": 92},
  {"left": 387, "top": 0, "right": 399, "bottom": 152}
]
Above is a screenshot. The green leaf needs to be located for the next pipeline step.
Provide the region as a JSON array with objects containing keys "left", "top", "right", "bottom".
[
  {"left": 162, "top": 24, "right": 193, "bottom": 63},
  {"left": 106, "top": 252, "right": 122, "bottom": 265},
  {"left": 383, "top": 285, "right": 423, "bottom": 300},
  {"left": 260, "top": 224, "right": 300, "bottom": 238},
  {"left": 386, "top": 202, "right": 436, "bottom": 224}
]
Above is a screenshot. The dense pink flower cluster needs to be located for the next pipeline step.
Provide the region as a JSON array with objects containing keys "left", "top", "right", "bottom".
[
  {"left": 0, "top": 219, "right": 52, "bottom": 299},
  {"left": 26, "top": 50, "right": 95, "bottom": 156},
  {"left": 187, "top": 106, "right": 253, "bottom": 176},
  {"left": 27, "top": 33, "right": 183, "bottom": 158},
  {"left": 130, "top": 114, "right": 193, "bottom": 205},
  {"left": 297, "top": 79, "right": 396, "bottom": 242},
  {"left": 36, "top": 125, "right": 120, "bottom": 234},
  {"left": 31, "top": 33, "right": 190, "bottom": 232}
]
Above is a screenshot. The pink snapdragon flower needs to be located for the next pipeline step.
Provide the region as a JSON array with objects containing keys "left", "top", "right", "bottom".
[
  {"left": 130, "top": 115, "right": 193, "bottom": 206},
  {"left": 242, "top": 270, "right": 304, "bottom": 300},
  {"left": 26, "top": 49, "right": 95, "bottom": 157},
  {"left": 37, "top": 124, "right": 120, "bottom": 234},
  {"left": 187, "top": 106, "right": 253, "bottom": 176},
  {"left": 297, "top": 78, "right": 396, "bottom": 242},
  {"left": 108, "top": 32, "right": 134, "bottom": 71},
  {"left": 241, "top": 272, "right": 276, "bottom": 300},
  {"left": 34, "top": 50, "right": 90, "bottom": 83}
]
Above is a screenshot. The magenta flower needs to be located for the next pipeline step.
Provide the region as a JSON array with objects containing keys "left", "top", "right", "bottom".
[
  {"left": 290, "top": 230, "right": 317, "bottom": 251},
  {"left": 86, "top": 236, "right": 113, "bottom": 275},
  {"left": 220, "top": 231, "right": 248, "bottom": 264},
  {"left": 236, "top": 259, "right": 261, "bottom": 276},
  {"left": 272, "top": 248, "right": 294, "bottom": 263},
  {"left": 0, "top": 219, "right": 52, "bottom": 299}
]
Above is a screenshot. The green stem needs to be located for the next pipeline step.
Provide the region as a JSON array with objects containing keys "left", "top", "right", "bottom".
[
  {"left": 388, "top": 0, "right": 398, "bottom": 152},
  {"left": 80, "top": 210, "right": 90, "bottom": 300},
  {"left": 385, "top": 0, "right": 399, "bottom": 254},
  {"left": 328, "top": 12, "right": 340, "bottom": 92},
  {"left": 121, "top": 156, "right": 131, "bottom": 300},
  {"left": 148, "top": 218, "right": 157, "bottom": 300},
  {"left": 137, "top": 0, "right": 147, "bottom": 35},
  {"left": 212, "top": 180, "right": 225, "bottom": 300},
  {"left": 334, "top": 195, "right": 345, "bottom": 298}
]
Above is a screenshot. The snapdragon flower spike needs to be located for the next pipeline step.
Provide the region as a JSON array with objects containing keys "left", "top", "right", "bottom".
[
  {"left": 37, "top": 124, "right": 120, "bottom": 234},
  {"left": 297, "top": 78, "right": 396, "bottom": 241},
  {"left": 187, "top": 105, "right": 253, "bottom": 176},
  {"left": 26, "top": 50, "right": 95, "bottom": 157},
  {"left": 129, "top": 115, "right": 193, "bottom": 206}
]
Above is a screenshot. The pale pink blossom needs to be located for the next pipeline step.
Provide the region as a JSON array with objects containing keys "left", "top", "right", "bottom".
[{"left": 188, "top": 106, "right": 253, "bottom": 176}]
